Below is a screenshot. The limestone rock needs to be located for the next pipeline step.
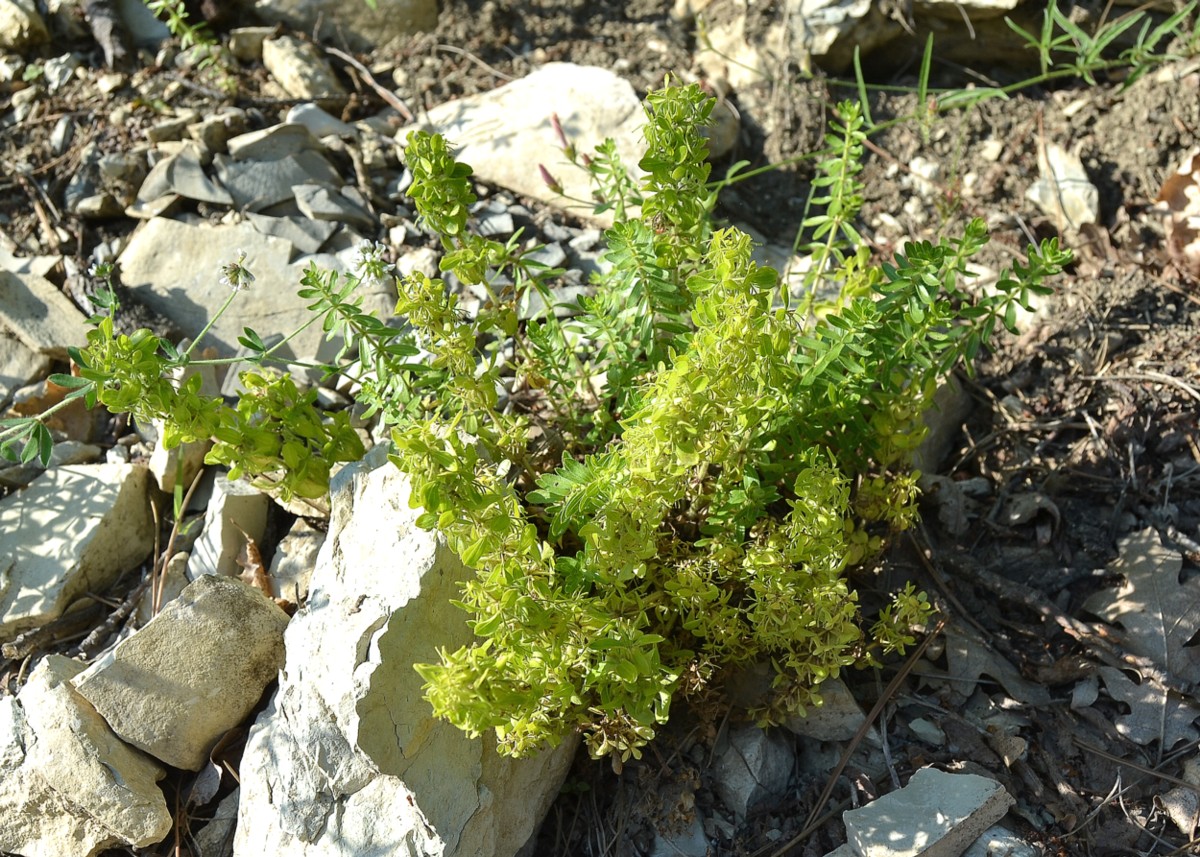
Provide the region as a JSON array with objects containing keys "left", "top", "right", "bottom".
[
  {"left": 0, "top": 270, "right": 90, "bottom": 358},
  {"left": 234, "top": 451, "right": 577, "bottom": 855},
  {"left": 712, "top": 725, "right": 794, "bottom": 820},
  {"left": 0, "top": 656, "right": 171, "bottom": 857},
  {"left": 214, "top": 150, "right": 340, "bottom": 211},
  {"left": 784, "top": 678, "right": 868, "bottom": 742},
  {"left": 227, "top": 123, "right": 324, "bottom": 161},
  {"left": 186, "top": 475, "right": 270, "bottom": 580},
  {"left": 843, "top": 768, "right": 1015, "bottom": 857},
  {"left": 268, "top": 518, "right": 325, "bottom": 604},
  {"left": 0, "top": 328, "right": 52, "bottom": 402},
  {"left": 0, "top": 464, "right": 154, "bottom": 643},
  {"left": 73, "top": 575, "right": 290, "bottom": 771},
  {"left": 415, "top": 63, "right": 644, "bottom": 227},
  {"left": 247, "top": 0, "right": 438, "bottom": 49},
  {"left": 116, "top": 218, "right": 394, "bottom": 360},
  {"left": 0, "top": 0, "right": 50, "bottom": 50},
  {"left": 262, "top": 36, "right": 347, "bottom": 107}
]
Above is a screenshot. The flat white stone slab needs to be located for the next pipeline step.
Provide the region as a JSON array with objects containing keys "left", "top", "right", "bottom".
[
  {"left": 0, "top": 463, "right": 154, "bottom": 643},
  {"left": 844, "top": 768, "right": 1014, "bottom": 857},
  {"left": 415, "top": 63, "right": 644, "bottom": 227}
]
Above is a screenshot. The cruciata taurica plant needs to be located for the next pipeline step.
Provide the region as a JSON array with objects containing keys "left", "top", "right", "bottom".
[
  {"left": 0, "top": 80, "right": 1070, "bottom": 765},
  {"left": 379, "top": 84, "right": 1070, "bottom": 762}
]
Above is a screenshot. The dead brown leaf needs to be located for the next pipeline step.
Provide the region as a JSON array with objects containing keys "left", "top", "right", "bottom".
[
  {"left": 1156, "top": 148, "right": 1200, "bottom": 280},
  {"left": 1083, "top": 528, "right": 1200, "bottom": 747}
]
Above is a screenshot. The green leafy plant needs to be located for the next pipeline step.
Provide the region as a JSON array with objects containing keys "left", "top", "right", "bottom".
[{"left": 0, "top": 81, "right": 1070, "bottom": 766}]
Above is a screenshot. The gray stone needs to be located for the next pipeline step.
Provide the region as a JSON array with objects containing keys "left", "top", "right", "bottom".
[
  {"left": 42, "top": 53, "right": 80, "bottom": 93},
  {"left": 214, "top": 150, "right": 340, "bottom": 211},
  {"left": 116, "top": 218, "right": 394, "bottom": 359},
  {"left": 267, "top": 518, "right": 325, "bottom": 604},
  {"left": 233, "top": 452, "right": 577, "bottom": 856},
  {"left": 186, "top": 475, "right": 270, "bottom": 580},
  {"left": 294, "top": 183, "right": 376, "bottom": 228},
  {"left": 227, "top": 123, "right": 324, "bottom": 161},
  {"left": 478, "top": 209, "right": 515, "bottom": 237},
  {"left": 415, "top": 64, "right": 644, "bottom": 227},
  {"left": 194, "top": 787, "right": 241, "bottom": 856},
  {"left": 228, "top": 27, "right": 275, "bottom": 62},
  {"left": 0, "top": 656, "right": 171, "bottom": 857},
  {"left": 961, "top": 825, "right": 1039, "bottom": 857},
  {"left": 246, "top": 212, "right": 337, "bottom": 254},
  {"left": 46, "top": 441, "right": 102, "bottom": 466},
  {"left": 146, "top": 109, "right": 201, "bottom": 144},
  {"left": 843, "top": 768, "right": 1015, "bottom": 857},
  {"left": 0, "top": 0, "right": 49, "bottom": 50},
  {"left": 74, "top": 193, "right": 125, "bottom": 219},
  {"left": 783, "top": 678, "right": 867, "bottom": 742},
  {"left": 114, "top": 0, "right": 171, "bottom": 46},
  {"left": 712, "top": 725, "right": 793, "bottom": 820},
  {"left": 0, "top": 328, "right": 52, "bottom": 403},
  {"left": 526, "top": 241, "right": 567, "bottom": 269},
  {"left": 50, "top": 115, "right": 74, "bottom": 154},
  {"left": 262, "top": 36, "right": 347, "bottom": 106},
  {"left": 247, "top": 0, "right": 438, "bottom": 49},
  {"left": 0, "top": 464, "right": 154, "bottom": 644},
  {"left": 188, "top": 109, "right": 249, "bottom": 154},
  {"left": 73, "top": 575, "right": 290, "bottom": 771},
  {"left": 651, "top": 803, "right": 709, "bottom": 857},
  {"left": 0, "top": 270, "right": 90, "bottom": 358},
  {"left": 286, "top": 102, "right": 356, "bottom": 138},
  {"left": 163, "top": 142, "right": 233, "bottom": 205}
]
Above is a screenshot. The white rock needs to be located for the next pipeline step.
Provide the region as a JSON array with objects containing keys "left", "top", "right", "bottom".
[
  {"left": 248, "top": 0, "right": 438, "bottom": 49},
  {"left": 262, "top": 36, "right": 347, "bottom": 106},
  {"left": 148, "top": 362, "right": 221, "bottom": 494},
  {"left": 268, "top": 518, "right": 325, "bottom": 604},
  {"left": 227, "top": 123, "right": 324, "bottom": 161},
  {"left": 415, "top": 63, "right": 644, "bottom": 227},
  {"left": 73, "top": 575, "right": 290, "bottom": 771},
  {"left": 0, "top": 656, "right": 171, "bottom": 857},
  {"left": 712, "top": 725, "right": 794, "bottom": 820},
  {"left": 0, "top": 328, "right": 52, "bottom": 402},
  {"left": 228, "top": 26, "right": 275, "bottom": 62},
  {"left": 214, "top": 150, "right": 340, "bottom": 211},
  {"left": 961, "top": 825, "right": 1040, "bottom": 857},
  {"left": 234, "top": 451, "right": 577, "bottom": 856},
  {"left": 0, "top": 464, "right": 154, "bottom": 643},
  {"left": 246, "top": 211, "right": 337, "bottom": 253},
  {"left": 784, "top": 678, "right": 867, "bottom": 742},
  {"left": 294, "top": 183, "right": 376, "bottom": 228},
  {"left": 0, "top": 270, "right": 90, "bottom": 358},
  {"left": 286, "top": 102, "right": 356, "bottom": 138},
  {"left": 187, "top": 475, "right": 270, "bottom": 579},
  {"left": 116, "top": 218, "right": 395, "bottom": 360},
  {"left": 843, "top": 768, "right": 1015, "bottom": 857},
  {"left": 0, "top": 0, "right": 49, "bottom": 50},
  {"left": 194, "top": 787, "right": 242, "bottom": 854}
]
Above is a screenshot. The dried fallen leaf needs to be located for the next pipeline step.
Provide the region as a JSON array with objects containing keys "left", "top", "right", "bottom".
[
  {"left": 234, "top": 525, "right": 272, "bottom": 598},
  {"left": 1157, "top": 148, "right": 1200, "bottom": 279},
  {"left": 1083, "top": 529, "right": 1200, "bottom": 747},
  {"left": 1026, "top": 141, "right": 1099, "bottom": 231},
  {"left": 923, "top": 622, "right": 1052, "bottom": 705}
]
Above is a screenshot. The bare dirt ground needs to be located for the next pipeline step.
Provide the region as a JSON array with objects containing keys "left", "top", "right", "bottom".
[{"left": 3, "top": 2, "right": 1200, "bottom": 855}]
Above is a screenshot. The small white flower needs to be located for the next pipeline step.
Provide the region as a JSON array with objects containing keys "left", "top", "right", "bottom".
[
  {"left": 88, "top": 261, "right": 113, "bottom": 279},
  {"left": 219, "top": 250, "right": 255, "bottom": 292},
  {"left": 354, "top": 240, "right": 394, "bottom": 287}
]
